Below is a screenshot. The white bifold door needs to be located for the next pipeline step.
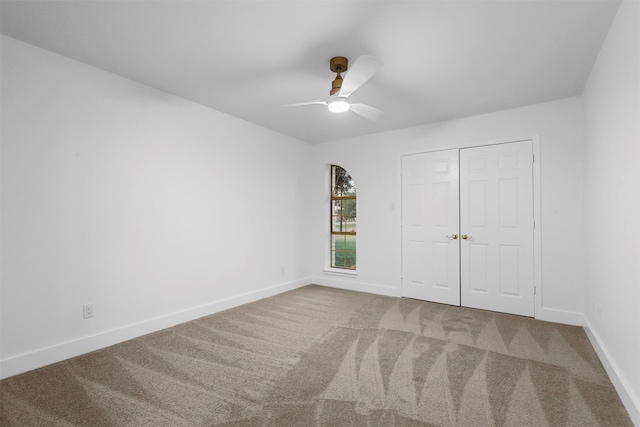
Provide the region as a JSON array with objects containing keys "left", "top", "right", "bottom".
[{"left": 401, "top": 141, "right": 535, "bottom": 317}]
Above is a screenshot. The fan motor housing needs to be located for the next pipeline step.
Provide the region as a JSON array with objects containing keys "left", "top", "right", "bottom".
[{"left": 330, "top": 56, "right": 348, "bottom": 73}]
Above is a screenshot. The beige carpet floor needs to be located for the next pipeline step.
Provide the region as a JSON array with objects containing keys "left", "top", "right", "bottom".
[{"left": 0, "top": 285, "right": 632, "bottom": 426}]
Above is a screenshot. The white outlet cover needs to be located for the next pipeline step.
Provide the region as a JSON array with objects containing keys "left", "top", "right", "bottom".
[{"left": 83, "top": 304, "right": 94, "bottom": 319}]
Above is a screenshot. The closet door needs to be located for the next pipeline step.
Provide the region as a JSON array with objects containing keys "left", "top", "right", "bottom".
[
  {"left": 401, "top": 150, "right": 460, "bottom": 305},
  {"left": 459, "top": 141, "right": 534, "bottom": 316}
]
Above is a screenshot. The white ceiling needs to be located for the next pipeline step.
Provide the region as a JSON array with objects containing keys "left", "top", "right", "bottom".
[{"left": 0, "top": 0, "right": 621, "bottom": 144}]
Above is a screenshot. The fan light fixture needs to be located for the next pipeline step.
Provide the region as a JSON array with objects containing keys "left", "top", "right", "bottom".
[{"left": 328, "top": 98, "right": 350, "bottom": 113}]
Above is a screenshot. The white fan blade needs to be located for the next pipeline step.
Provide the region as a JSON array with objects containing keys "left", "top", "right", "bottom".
[
  {"left": 271, "top": 92, "right": 340, "bottom": 108},
  {"left": 339, "top": 56, "right": 383, "bottom": 98},
  {"left": 276, "top": 99, "right": 328, "bottom": 107},
  {"left": 350, "top": 103, "right": 384, "bottom": 121}
]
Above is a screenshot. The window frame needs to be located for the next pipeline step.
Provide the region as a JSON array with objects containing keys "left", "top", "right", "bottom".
[{"left": 329, "top": 165, "right": 356, "bottom": 271}]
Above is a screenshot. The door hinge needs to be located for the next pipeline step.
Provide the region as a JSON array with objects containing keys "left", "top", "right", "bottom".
[{"left": 533, "top": 219, "right": 536, "bottom": 229}]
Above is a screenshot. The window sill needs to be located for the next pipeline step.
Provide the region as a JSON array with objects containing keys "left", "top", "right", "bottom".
[{"left": 323, "top": 268, "right": 358, "bottom": 278}]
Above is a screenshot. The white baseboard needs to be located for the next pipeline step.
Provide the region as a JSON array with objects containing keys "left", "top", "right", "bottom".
[
  {"left": 311, "top": 279, "right": 589, "bottom": 328},
  {"left": 311, "top": 275, "right": 400, "bottom": 297},
  {"left": 535, "top": 306, "right": 584, "bottom": 326},
  {"left": 0, "top": 278, "right": 310, "bottom": 380},
  {"left": 583, "top": 316, "right": 640, "bottom": 426}
]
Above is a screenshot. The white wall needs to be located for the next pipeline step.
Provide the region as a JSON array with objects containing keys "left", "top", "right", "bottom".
[
  {"left": 582, "top": 1, "right": 640, "bottom": 423},
  {"left": 309, "top": 96, "right": 586, "bottom": 325},
  {"left": 0, "top": 36, "right": 312, "bottom": 378}
]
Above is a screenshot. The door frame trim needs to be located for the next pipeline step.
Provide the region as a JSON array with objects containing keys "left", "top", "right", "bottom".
[{"left": 399, "top": 134, "right": 542, "bottom": 319}]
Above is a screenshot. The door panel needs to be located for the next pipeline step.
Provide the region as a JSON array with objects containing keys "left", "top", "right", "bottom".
[
  {"left": 460, "top": 141, "right": 534, "bottom": 316},
  {"left": 468, "top": 243, "right": 489, "bottom": 292},
  {"left": 401, "top": 150, "right": 460, "bottom": 305}
]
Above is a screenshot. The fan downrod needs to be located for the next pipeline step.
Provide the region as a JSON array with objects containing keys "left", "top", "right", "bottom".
[{"left": 329, "top": 56, "right": 348, "bottom": 96}]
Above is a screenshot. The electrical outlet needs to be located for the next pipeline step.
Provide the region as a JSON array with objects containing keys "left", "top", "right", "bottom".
[
  {"left": 280, "top": 266, "right": 286, "bottom": 275},
  {"left": 83, "top": 304, "right": 94, "bottom": 319}
]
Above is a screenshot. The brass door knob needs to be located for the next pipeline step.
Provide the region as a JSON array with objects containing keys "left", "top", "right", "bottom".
[
  {"left": 447, "top": 234, "right": 458, "bottom": 240},
  {"left": 461, "top": 234, "right": 470, "bottom": 240}
]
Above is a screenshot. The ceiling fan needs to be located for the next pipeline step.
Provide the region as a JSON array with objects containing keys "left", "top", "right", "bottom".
[{"left": 280, "top": 55, "right": 384, "bottom": 120}]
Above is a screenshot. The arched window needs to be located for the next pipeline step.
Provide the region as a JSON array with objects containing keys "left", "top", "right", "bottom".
[{"left": 330, "top": 165, "right": 356, "bottom": 269}]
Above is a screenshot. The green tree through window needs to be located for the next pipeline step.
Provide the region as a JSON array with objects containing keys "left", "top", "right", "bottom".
[{"left": 330, "top": 165, "right": 356, "bottom": 269}]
